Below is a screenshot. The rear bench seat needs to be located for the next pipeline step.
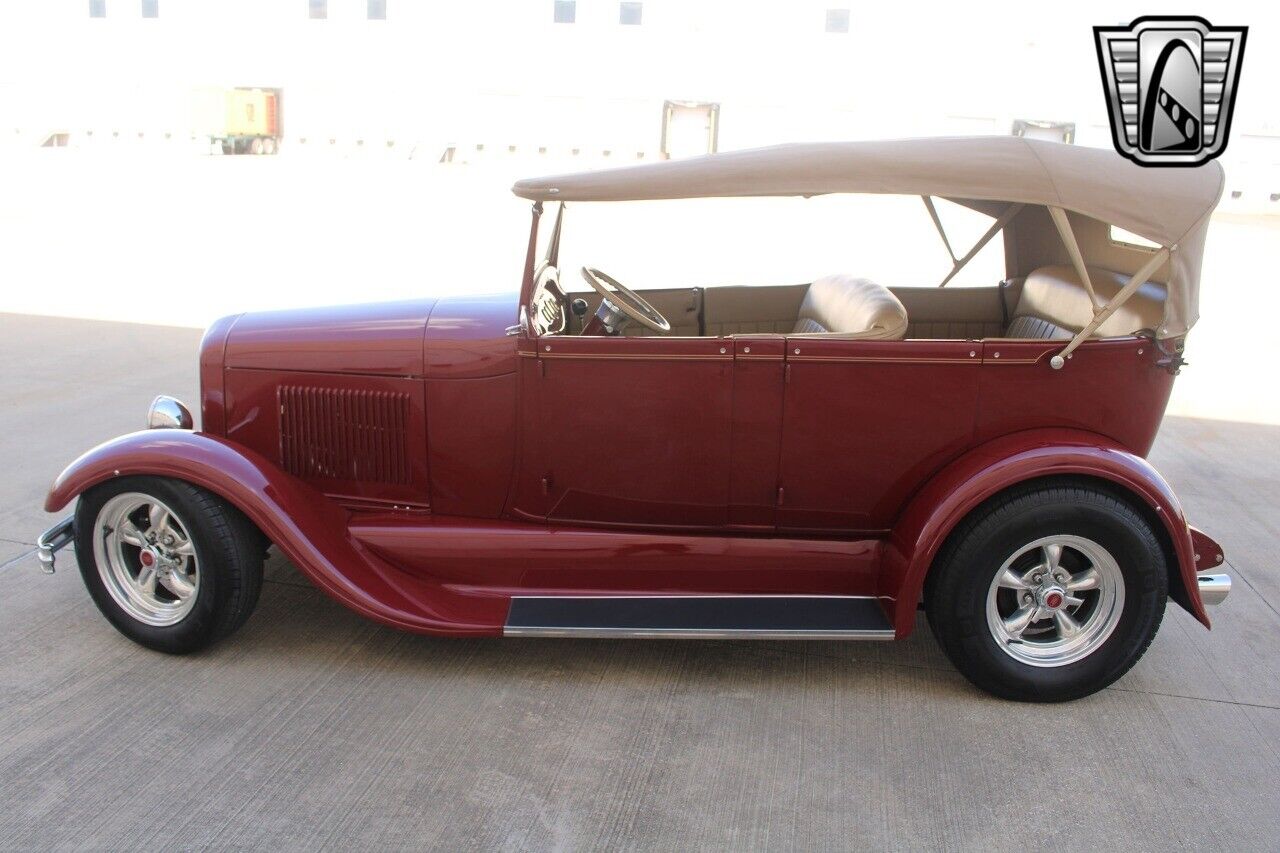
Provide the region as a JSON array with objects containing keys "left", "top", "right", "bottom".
[{"left": 1006, "top": 265, "right": 1167, "bottom": 340}]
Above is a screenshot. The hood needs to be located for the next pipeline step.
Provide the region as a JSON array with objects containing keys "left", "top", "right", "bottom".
[
  {"left": 220, "top": 292, "right": 521, "bottom": 380},
  {"left": 224, "top": 299, "right": 438, "bottom": 377}
]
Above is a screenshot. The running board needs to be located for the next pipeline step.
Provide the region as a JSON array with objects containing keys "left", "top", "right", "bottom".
[{"left": 503, "top": 595, "right": 894, "bottom": 639}]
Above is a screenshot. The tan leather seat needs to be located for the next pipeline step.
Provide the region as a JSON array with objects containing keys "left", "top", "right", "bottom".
[
  {"left": 703, "top": 284, "right": 808, "bottom": 336},
  {"left": 792, "top": 275, "right": 909, "bottom": 339},
  {"left": 1005, "top": 265, "right": 1167, "bottom": 340}
]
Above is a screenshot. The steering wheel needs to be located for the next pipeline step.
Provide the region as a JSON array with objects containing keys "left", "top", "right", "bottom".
[{"left": 580, "top": 267, "right": 672, "bottom": 334}]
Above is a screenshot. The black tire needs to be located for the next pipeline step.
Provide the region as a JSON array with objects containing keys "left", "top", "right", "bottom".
[
  {"left": 925, "top": 481, "right": 1167, "bottom": 702},
  {"left": 74, "top": 476, "right": 265, "bottom": 654}
]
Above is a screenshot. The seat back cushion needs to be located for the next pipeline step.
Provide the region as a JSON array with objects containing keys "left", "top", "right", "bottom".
[
  {"left": 703, "top": 284, "right": 808, "bottom": 336},
  {"left": 891, "top": 285, "right": 1010, "bottom": 340},
  {"left": 793, "top": 275, "right": 909, "bottom": 339},
  {"left": 1007, "top": 265, "right": 1167, "bottom": 339}
]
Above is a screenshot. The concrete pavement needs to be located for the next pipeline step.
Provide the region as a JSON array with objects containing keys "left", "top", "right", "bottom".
[{"left": 1, "top": 312, "right": 1278, "bottom": 851}]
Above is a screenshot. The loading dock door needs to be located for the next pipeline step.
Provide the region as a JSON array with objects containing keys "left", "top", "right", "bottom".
[{"left": 661, "top": 100, "right": 719, "bottom": 159}]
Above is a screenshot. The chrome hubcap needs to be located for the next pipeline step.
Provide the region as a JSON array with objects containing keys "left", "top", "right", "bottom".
[
  {"left": 986, "top": 535, "right": 1124, "bottom": 667},
  {"left": 93, "top": 493, "right": 200, "bottom": 627}
]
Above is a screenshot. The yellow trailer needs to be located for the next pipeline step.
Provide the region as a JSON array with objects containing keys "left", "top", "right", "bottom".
[{"left": 193, "top": 87, "right": 281, "bottom": 155}]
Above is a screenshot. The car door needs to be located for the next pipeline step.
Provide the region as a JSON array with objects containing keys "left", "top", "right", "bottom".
[
  {"left": 776, "top": 338, "right": 981, "bottom": 533},
  {"left": 511, "top": 333, "right": 734, "bottom": 529}
]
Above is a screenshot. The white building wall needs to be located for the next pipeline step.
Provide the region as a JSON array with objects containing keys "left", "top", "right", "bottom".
[{"left": 0, "top": 0, "right": 1277, "bottom": 206}]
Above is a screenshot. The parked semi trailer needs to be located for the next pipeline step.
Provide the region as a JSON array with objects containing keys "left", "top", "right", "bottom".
[{"left": 193, "top": 87, "right": 280, "bottom": 155}]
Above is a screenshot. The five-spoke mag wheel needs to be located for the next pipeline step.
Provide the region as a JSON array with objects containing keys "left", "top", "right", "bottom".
[
  {"left": 986, "top": 535, "right": 1124, "bottom": 667},
  {"left": 94, "top": 493, "right": 201, "bottom": 627},
  {"left": 74, "top": 476, "right": 265, "bottom": 654},
  {"left": 926, "top": 482, "right": 1167, "bottom": 702}
]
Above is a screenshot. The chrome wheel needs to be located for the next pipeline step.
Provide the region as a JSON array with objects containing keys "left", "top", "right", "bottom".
[
  {"left": 986, "top": 534, "right": 1124, "bottom": 667},
  {"left": 93, "top": 492, "right": 200, "bottom": 627}
]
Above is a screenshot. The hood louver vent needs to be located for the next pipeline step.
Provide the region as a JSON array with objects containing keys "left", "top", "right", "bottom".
[{"left": 278, "top": 385, "right": 411, "bottom": 485}]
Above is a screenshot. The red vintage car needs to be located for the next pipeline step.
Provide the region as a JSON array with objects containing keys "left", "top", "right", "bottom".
[{"left": 38, "top": 138, "right": 1230, "bottom": 701}]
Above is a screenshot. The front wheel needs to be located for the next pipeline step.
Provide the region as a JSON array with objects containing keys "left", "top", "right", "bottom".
[
  {"left": 74, "top": 476, "right": 264, "bottom": 654},
  {"left": 926, "top": 482, "right": 1167, "bottom": 702}
]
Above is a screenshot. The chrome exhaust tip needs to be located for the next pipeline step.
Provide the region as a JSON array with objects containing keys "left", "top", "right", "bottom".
[{"left": 1197, "top": 573, "right": 1231, "bottom": 606}]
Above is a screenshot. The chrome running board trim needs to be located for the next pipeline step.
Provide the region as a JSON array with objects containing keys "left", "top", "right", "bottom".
[{"left": 504, "top": 626, "right": 897, "bottom": 639}]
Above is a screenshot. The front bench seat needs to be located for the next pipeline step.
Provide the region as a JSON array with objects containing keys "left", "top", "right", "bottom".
[
  {"left": 1005, "top": 265, "right": 1167, "bottom": 340},
  {"left": 792, "top": 275, "right": 909, "bottom": 339}
]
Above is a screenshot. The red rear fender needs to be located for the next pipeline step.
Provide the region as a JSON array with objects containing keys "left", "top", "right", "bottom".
[{"left": 881, "top": 428, "right": 1211, "bottom": 637}]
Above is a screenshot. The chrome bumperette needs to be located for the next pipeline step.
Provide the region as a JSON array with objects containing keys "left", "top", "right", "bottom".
[
  {"left": 36, "top": 516, "right": 75, "bottom": 574},
  {"left": 147, "top": 395, "right": 193, "bottom": 430},
  {"left": 1197, "top": 573, "right": 1231, "bottom": 606}
]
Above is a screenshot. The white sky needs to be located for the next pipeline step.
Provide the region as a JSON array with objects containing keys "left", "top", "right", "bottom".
[{"left": 1, "top": 1, "right": 1277, "bottom": 154}]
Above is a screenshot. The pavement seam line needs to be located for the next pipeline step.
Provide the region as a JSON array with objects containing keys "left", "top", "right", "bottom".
[
  {"left": 263, "top": 577, "right": 315, "bottom": 590},
  {"left": 0, "top": 548, "right": 37, "bottom": 572},
  {"left": 1107, "top": 685, "right": 1280, "bottom": 711},
  {"left": 1224, "top": 557, "right": 1280, "bottom": 622}
]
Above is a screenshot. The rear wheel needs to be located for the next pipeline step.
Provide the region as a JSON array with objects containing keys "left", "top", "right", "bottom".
[
  {"left": 74, "top": 476, "right": 264, "bottom": 654},
  {"left": 925, "top": 482, "right": 1167, "bottom": 702}
]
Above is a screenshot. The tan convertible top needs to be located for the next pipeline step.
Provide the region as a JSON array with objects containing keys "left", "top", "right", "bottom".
[{"left": 513, "top": 137, "right": 1224, "bottom": 338}]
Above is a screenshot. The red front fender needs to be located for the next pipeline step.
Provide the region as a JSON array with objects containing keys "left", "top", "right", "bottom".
[
  {"left": 45, "top": 430, "right": 505, "bottom": 636},
  {"left": 880, "top": 429, "right": 1211, "bottom": 638}
]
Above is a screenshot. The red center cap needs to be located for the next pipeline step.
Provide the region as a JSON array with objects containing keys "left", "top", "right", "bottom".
[
  {"left": 1045, "top": 591, "right": 1064, "bottom": 609},
  {"left": 139, "top": 550, "right": 155, "bottom": 568}
]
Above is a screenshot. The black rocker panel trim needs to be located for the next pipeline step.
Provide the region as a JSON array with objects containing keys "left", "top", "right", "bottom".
[{"left": 504, "top": 595, "right": 894, "bottom": 639}]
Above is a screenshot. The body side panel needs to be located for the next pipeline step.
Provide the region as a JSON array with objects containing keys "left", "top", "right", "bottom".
[
  {"left": 350, "top": 516, "right": 882, "bottom": 597},
  {"left": 425, "top": 372, "right": 517, "bottom": 518},
  {"left": 198, "top": 313, "right": 240, "bottom": 435},
  {"left": 421, "top": 293, "right": 521, "bottom": 518},
  {"left": 975, "top": 338, "right": 1174, "bottom": 455},
  {"left": 223, "top": 367, "right": 431, "bottom": 508},
  {"left": 517, "top": 335, "right": 734, "bottom": 528},
  {"left": 728, "top": 336, "right": 786, "bottom": 529},
  {"left": 778, "top": 338, "right": 982, "bottom": 532}
]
